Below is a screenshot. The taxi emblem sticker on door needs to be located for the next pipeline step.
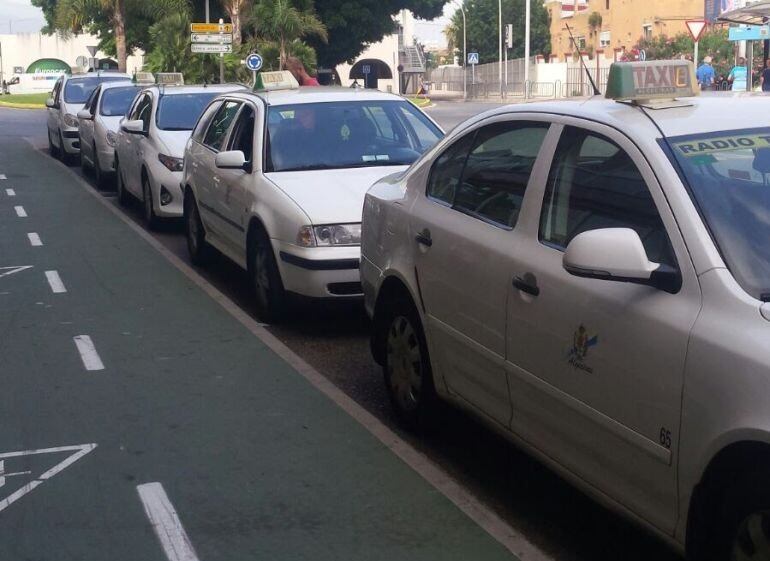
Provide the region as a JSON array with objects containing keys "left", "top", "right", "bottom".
[{"left": 568, "top": 324, "right": 598, "bottom": 374}]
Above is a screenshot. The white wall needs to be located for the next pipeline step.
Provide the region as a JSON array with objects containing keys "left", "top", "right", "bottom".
[{"left": 0, "top": 32, "right": 144, "bottom": 81}]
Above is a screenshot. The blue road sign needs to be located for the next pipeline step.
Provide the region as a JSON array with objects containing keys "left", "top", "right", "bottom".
[
  {"left": 246, "top": 53, "right": 263, "bottom": 72},
  {"left": 467, "top": 52, "right": 479, "bottom": 65}
]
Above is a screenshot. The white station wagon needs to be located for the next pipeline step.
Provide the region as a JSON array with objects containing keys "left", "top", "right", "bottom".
[
  {"left": 182, "top": 73, "right": 443, "bottom": 321},
  {"left": 363, "top": 60, "right": 770, "bottom": 561}
]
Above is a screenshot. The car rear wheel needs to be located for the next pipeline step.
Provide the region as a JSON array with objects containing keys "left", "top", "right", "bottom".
[
  {"left": 381, "top": 297, "right": 437, "bottom": 429},
  {"left": 250, "top": 229, "right": 286, "bottom": 323},
  {"left": 142, "top": 175, "right": 158, "bottom": 230},
  {"left": 185, "top": 194, "right": 210, "bottom": 266},
  {"left": 116, "top": 160, "right": 130, "bottom": 206}
]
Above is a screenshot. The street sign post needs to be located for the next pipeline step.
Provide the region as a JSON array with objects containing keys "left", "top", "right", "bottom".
[
  {"left": 686, "top": 19, "right": 707, "bottom": 66},
  {"left": 190, "top": 20, "right": 233, "bottom": 83},
  {"left": 245, "top": 53, "right": 263, "bottom": 86},
  {"left": 468, "top": 52, "right": 479, "bottom": 94}
]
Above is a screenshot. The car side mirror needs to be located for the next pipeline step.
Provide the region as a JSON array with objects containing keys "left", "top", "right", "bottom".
[
  {"left": 563, "top": 228, "right": 680, "bottom": 293},
  {"left": 45, "top": 98, "right": 56, "bottom": 109},
  {"left": 77, "top": 109, "right": 92, "bottom": 120},
  {"left": 215, "top": 150, "right": 248, "bottom": 171},
  {"left": 121, "top": 119, "right": 146, "bottom": 135}
]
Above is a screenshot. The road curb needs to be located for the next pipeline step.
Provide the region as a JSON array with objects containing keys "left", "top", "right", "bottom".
[{"left": 0, "top": 101, "right": 45, "bottom": 110}]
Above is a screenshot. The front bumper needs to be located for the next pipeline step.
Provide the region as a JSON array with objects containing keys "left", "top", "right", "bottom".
[
  {"left": 61, "top": 128, "right": 80, "bottom": 154},
  {"left": 148, "top": 166, "right": 184, "bottom": 218},
  {"left": 273, "top": 241, "right": 362, "bottom": 299},
  {"left": 97, "top": 145, "right": 116, "bottom": 174}
]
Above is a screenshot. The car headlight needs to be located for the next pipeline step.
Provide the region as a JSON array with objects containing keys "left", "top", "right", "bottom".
[
  {"left": 106, "top": 130, "right": 117, "bottom": 147},
  {"left": 158, "top": 153, "right": 183, "bottom": 172},
  {"left": 314, "top": 223, "right": 362, "bottom": 246},
  {"left": 64, "top": 113, "right": 79, "bottom": 128}
]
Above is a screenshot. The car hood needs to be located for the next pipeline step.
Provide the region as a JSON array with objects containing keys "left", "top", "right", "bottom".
[
  {"left": 264, "top": 166, "right": 409, "bottom": 225},
  {"left": 155, "top": 130, "right": 193, "bottom": 157}
]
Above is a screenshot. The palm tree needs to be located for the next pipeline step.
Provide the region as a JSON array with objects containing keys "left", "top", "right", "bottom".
[
  {"left": 220, "top": 0, "right": 249, "bottom": 47},
  {"left": 54, "top": 0, "right": 189, "bottom": 72},
  {"left": 250, "top": 0, "right": 327, "bottom": 69}
]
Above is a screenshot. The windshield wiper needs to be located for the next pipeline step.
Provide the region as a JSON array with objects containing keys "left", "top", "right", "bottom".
[
  {"left": 347, "top": 160, "right": 412, "bottom": 168},
  {"left": 275, "top": 164, "right": 336, "bottom": 172},
  {"left": 159, "top": 127, "right": 192, "bottom": 131},
  {"left": 759, "top": 293, "right": 770, "bottom": 302}
]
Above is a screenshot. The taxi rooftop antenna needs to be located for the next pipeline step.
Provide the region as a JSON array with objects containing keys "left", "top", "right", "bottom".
[{"left": 565, "top": 23, "right": 600, "bottom": 96}]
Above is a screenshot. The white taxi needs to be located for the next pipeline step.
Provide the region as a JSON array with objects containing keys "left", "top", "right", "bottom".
[
  {"left": 363, "top": 60, "right": 770, "bottom": 560},
  {"left": 46, "top": 71, "right": 131, "bottom": 163},
  {"left": 182, "top": 72, "right": 443, "bottom": 322},
  {"left": 114, "top": 83, "right": 246, "bottom": 229}
]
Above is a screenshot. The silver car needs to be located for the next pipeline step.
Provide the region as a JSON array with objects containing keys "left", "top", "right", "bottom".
[
  {"left": 46, "top": 71, "right": 131, "bottom": 164},
  {"left": 77, "top": 82, "right": 141, "bottom": 188}
]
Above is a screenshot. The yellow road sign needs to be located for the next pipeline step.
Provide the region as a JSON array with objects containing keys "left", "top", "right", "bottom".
[{"left": 190, "top": 22, "right": 233, "bottom": 33}]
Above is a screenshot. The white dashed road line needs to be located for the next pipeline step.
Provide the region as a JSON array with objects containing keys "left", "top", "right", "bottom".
[
  {"left": 72, "top": 335, "right": 104, "bottom": 371},
  {"left": 45, "top": 270, "right": 66, "bottom": 293},
  {"left": 14, "top": 206, "right": 26, "bottom": 218},
  {"left": 28, "top": 233, "right": 42, "bottom": 247},
  {"left": 137, "top": 482, "right": 201, "bottom": 561},
  {"left": 6, "top": 188, "right": 15, "bottom": 196}
]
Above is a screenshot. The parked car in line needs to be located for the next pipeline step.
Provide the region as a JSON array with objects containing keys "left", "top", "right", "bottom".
[
  {"left": 77, "top": 82, "right": 142, "bottom": 188},
  {"left": 182, "top": 73, "right": 443, "bottom": 322},
  {"left": 363, "top": 59, "right": 770, "bottom": 561},
  {"left": 113, "top": 83, "right": 246, "bottom": 229},
  {"left": 46, "top": 71, "right": 131, "bottom": 164}
]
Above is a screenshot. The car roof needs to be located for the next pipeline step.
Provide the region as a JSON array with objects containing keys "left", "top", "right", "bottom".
[
  {"left": 475, "top": 93, "right": 770, "bottom": 140},
  {"left": 224, "top": 86, "right": 406, "bottom": 106},
  {"left": 98, "top": 81, "right": 143, "bottom": 91},
  {"left": 66, "top": 72, "right": 131, "bottom": 82},
  {"left": 139, "top": 84, "right": 247, "bottom": 96}
]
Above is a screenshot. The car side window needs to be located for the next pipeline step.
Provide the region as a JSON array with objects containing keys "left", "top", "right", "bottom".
[
  {"left": 539, "top": 126, "right": 676, "bottom": 267},
  {"left": 203, "top": 100, "right": 241, "bottom": 152},
  {"left": 426, "top": 132, "right": 476, "bottom": 206},
  {"left": 136, "top": 95, "right": 153, "bottom": 132},
  {"left": 192, "top": 101, "right": 223, "bottom": 143},
  {"left": 87, "top": 87, "right": 100, "bottom": 116},
  {"left": 128, "top": 94, "right": 147, "bottom": 121},
  {"left": 52, "top": 78, "right": 62, "bottom": 105},
  {"left": 454, "top": 121, "right": 548, "bottom": 228},
  {"left": 227, "top": 105, "right": 255, "bottom": 163}
]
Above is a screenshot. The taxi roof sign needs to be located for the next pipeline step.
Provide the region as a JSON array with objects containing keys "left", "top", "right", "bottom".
[
  {"left": 155, "top": 72, "right": 184, "bottom": 85},
  {"left": 254, "top": 70, "right": 299, "bottom": 92},
  {"left": 605, "top": 60, "right": 698, "bottom": 102}
]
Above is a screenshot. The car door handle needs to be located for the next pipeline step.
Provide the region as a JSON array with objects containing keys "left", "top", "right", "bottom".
[
  {"left": 513, "top": 274, "right": 539, "bottom": 297},
  {"left": 415, "top": 229, "right": 432, "bottom": 247},
  {"left": 213, "top": 176, "right": 221, "bottom": 186},
  {"left": 192, "top": 162, "right": 199, "bottom": 168}
]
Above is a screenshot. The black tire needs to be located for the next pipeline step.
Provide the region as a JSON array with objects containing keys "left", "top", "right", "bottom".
[
  {"left": 249, "top": 228, "right": 286, "bottom": 323},
  {"left": 79, "top": 136, "right": 89, "bottom": 171},
  {"left": 142, "top": 174, "right": 159, "bottom": 230},
  {"left": 48, "top": 129, "right": 60, "bottom": 158},
  {"left": 116, "top": 159, "right": 131, "bottom": 206},
  {"left": 717, "top": 468, "right": 770, "bottom": 561},
  {"left": 380, "top": 297, "right": 438, "bottom": 429},
  {"left": 185, "top": 194, "right": 210, "bottom": 266},
  {"left": 59, "top": 131, "right": 73, "bottom": 165}
]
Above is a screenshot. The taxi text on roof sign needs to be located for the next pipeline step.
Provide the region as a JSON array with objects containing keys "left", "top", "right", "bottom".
[
  {"left": 605, "top": 60, "right": 698, "bottom": 101},
  {"left": 254, "top": 70, "right": 299, "bottom": 92}
]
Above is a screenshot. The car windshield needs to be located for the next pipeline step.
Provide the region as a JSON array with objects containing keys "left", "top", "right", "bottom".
[
  {"left": 100, "top": 86, "right": 140, "bottom": 116},
  {"left": 266, "top": 100, "right": 443, "bottom": 172},
  {"left": 666, "top": 127, "right": 770, "bottom": 300},
  {"left": 156, "top": 93, "right": 219, "bottom": 131},
  {"left": 64, "top": 76, "right": 129, "bottom": 104}
]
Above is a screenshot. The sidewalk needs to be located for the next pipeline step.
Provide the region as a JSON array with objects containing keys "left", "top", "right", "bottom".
[{"left": 0, "top": 136, "right": 520, "bottom": 560}]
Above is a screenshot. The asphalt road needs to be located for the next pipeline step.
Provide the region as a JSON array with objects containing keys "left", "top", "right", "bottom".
[{"left": 2, "top": 102, "right": 681, "bottom": 561}]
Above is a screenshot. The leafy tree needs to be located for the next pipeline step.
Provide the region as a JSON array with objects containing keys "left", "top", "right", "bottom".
[
  {"left": 250, "top": 0, "right": 327, "bottom": 69},
  {"left": 219, "top": 0, "right": 249, "bottom": 47},
  {"left": 307, "top": 0, "right": 445, "bottom": 68},
  {"left": 634, "top": 29, "right": 732, "bottom": 75},
  {"left": 448, "top": 0, "right": 550, "bottom": 65},
  {"left": 53, "top": 0, "right": 189, "bottom": 72}
]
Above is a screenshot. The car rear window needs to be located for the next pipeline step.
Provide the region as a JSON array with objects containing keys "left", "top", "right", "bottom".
[
  {"left": 100, "top": 86, "right": 140, "bottom": 117},
  {"left": 63, "top": 76, "right": 130, "bottom": 104},
  {"left": 156, "top": 93, "right": 219, "bottom": 131}
]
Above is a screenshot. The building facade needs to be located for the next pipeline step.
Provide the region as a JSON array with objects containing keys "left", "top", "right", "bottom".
[{"left": 545, "top": 0, "right": 706, "bottom": 61}]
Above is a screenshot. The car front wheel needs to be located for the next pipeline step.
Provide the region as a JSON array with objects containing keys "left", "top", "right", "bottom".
[
  {"left": 185, "top": 194, "right": 209, "bottom": 266},
  {"left": 116, "top": 160, "right": 130, "bottom": 206},
  {"left": 250, "top": 230, "right": 286, "bottom": 323},
  {"left": 142, "top": 174, "right": 158, "bottom": 230}
]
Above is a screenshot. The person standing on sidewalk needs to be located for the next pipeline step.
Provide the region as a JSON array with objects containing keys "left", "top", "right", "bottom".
[
  {"left": 728, "top": 57, "right": 748, "bottom": 92},
  {"left": 761, "top": 59, "right": 770, "bottom": 92},
  {"left": 696, "top": 56, "right": 716, "bottom": 91},
  {"left": 285, "top": 57, "right": 320, "bottom": 86}
]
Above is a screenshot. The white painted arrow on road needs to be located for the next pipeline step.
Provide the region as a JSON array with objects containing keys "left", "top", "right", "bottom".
[
  {"left": 0, "top": 443, "right": 97, "bottom": 514},
  {"left": 0, "top": 266, "right": 32, "bottom": 279}
]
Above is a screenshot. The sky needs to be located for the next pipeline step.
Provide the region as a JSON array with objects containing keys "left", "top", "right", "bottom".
[{"left": 2, "top": 0, "right": 452, "bottom": 48}]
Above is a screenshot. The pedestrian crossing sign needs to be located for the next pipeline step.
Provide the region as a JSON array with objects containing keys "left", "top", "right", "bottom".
[{"left": 468, "top": 52, "right": 480, "bottom": 65}]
